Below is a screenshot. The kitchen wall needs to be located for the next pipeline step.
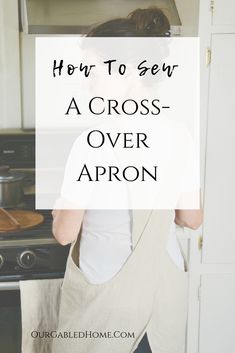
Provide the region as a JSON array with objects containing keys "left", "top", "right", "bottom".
[
  {"left": 175, "top": 0, "right": 199, "bottom": 36},
  {"left": 0, "top": 0, "right": 21, "bottom": 129}
]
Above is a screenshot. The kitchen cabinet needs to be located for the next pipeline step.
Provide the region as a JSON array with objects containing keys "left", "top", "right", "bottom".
[
  {"left": 193, "top": 1, "right": 235, "bottom": 353},
  {"left": 212, "top": 0, "right": 235, "bottom": 26},
  {"left": 202, "top": 34, "right": 235, "bottom": 264},
  {"left": 199, "top": 275, "right": 235, "bottom": 353},
  {"left": 0, "top": 0, "right": 21, "bottom": 129}
]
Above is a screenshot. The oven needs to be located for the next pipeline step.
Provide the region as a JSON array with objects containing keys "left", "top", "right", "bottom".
[{"left": 0, "top": 131, "right": 70, "bottom": 353}]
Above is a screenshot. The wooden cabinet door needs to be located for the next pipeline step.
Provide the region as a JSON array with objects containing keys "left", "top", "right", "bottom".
[
  {"left": 199, "top": 275, "right": 235, "bottom": 353},
  {"left": 202, "top": 34, "right": 235, "bottom": 264}
]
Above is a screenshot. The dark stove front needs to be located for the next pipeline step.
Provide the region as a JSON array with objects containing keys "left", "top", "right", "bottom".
[
  {"left": 0, "top": 290, "right": 21, "bottom": 353},
  {"left": 0, "top": 131, "right": 70, "bottom": 353},
  {"left": 0, "top": 237, "right": 70, "bottom": 353}
]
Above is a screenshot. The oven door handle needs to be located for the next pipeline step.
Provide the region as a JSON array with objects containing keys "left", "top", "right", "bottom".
[{"left": 0, "top": 281, "right": 19, "bottom": 291}]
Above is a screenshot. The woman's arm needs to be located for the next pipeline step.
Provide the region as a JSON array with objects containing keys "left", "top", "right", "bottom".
[
  {"left": 174, "top": 209, "right": 203, "bottom": 230},
  {"left": 52, "top": 209, "right": 85, "bottom": 245}
]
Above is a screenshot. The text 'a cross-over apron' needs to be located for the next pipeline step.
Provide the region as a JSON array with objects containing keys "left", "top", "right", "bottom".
[{"left": 51, "top": 210, "right": 189, "bottom": 353}]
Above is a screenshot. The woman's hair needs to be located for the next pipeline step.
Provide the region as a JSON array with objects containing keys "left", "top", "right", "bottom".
[{"left": 87, "top": 7, "right": 171, "bottom": 37}]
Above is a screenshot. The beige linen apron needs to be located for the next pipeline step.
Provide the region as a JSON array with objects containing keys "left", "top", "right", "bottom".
[{"left": 52, "top": 210, "right": 189, "bottom": 353}]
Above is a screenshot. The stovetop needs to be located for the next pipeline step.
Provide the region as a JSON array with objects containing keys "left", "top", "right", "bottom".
[
  {"left": 0, "top": 194, "right": 70, "bottom": 281},
  {"left": 0, "top": 132, "right": 70, "bottom": 281}
]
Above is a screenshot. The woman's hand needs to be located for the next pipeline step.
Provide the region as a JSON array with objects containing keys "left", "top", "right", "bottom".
[
  {"left": 175, "top": 189, "right": 203, "bottom": 230},
  {"left": 174, "top": 209, "right": 203, "bottom": 230},
  {"left": 52, "top": 199, "right": 84, "bottom": 245}
]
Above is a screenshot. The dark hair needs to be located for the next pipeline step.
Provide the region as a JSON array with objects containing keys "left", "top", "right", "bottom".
[{"left": 87, "top": 7, "right": 171, "bottom": 37}]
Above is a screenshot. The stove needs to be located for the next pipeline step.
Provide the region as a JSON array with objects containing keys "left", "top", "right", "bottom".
[{"left": 0, "top": 131, "right": 70, "bottom": 284}]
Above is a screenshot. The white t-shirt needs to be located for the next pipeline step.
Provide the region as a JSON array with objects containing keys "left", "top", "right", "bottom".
[{"left": 79, "top": 210, "right": 185, "bottom": 284}]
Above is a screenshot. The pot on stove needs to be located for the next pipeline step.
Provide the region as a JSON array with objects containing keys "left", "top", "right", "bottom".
[{"left": 0, "top": 165, "right": 25, "bottom": 208}]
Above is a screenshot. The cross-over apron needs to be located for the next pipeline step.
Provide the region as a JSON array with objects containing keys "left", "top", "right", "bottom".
[{"left": 51, "top": 210, "right": 189, "bottom": 353}]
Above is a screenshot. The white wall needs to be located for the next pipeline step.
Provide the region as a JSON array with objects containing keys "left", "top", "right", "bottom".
[{"left": 0, "top": 0, "right": 21, "bottom": 128}]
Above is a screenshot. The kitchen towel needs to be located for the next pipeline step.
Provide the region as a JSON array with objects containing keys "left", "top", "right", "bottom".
[{"left": 20, "top": 278, "right": 63, "bottom": 353}]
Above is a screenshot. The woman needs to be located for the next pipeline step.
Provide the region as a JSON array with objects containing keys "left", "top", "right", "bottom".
[{"left": 52, "top": 8, "right": 203, "bottom": 353}]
